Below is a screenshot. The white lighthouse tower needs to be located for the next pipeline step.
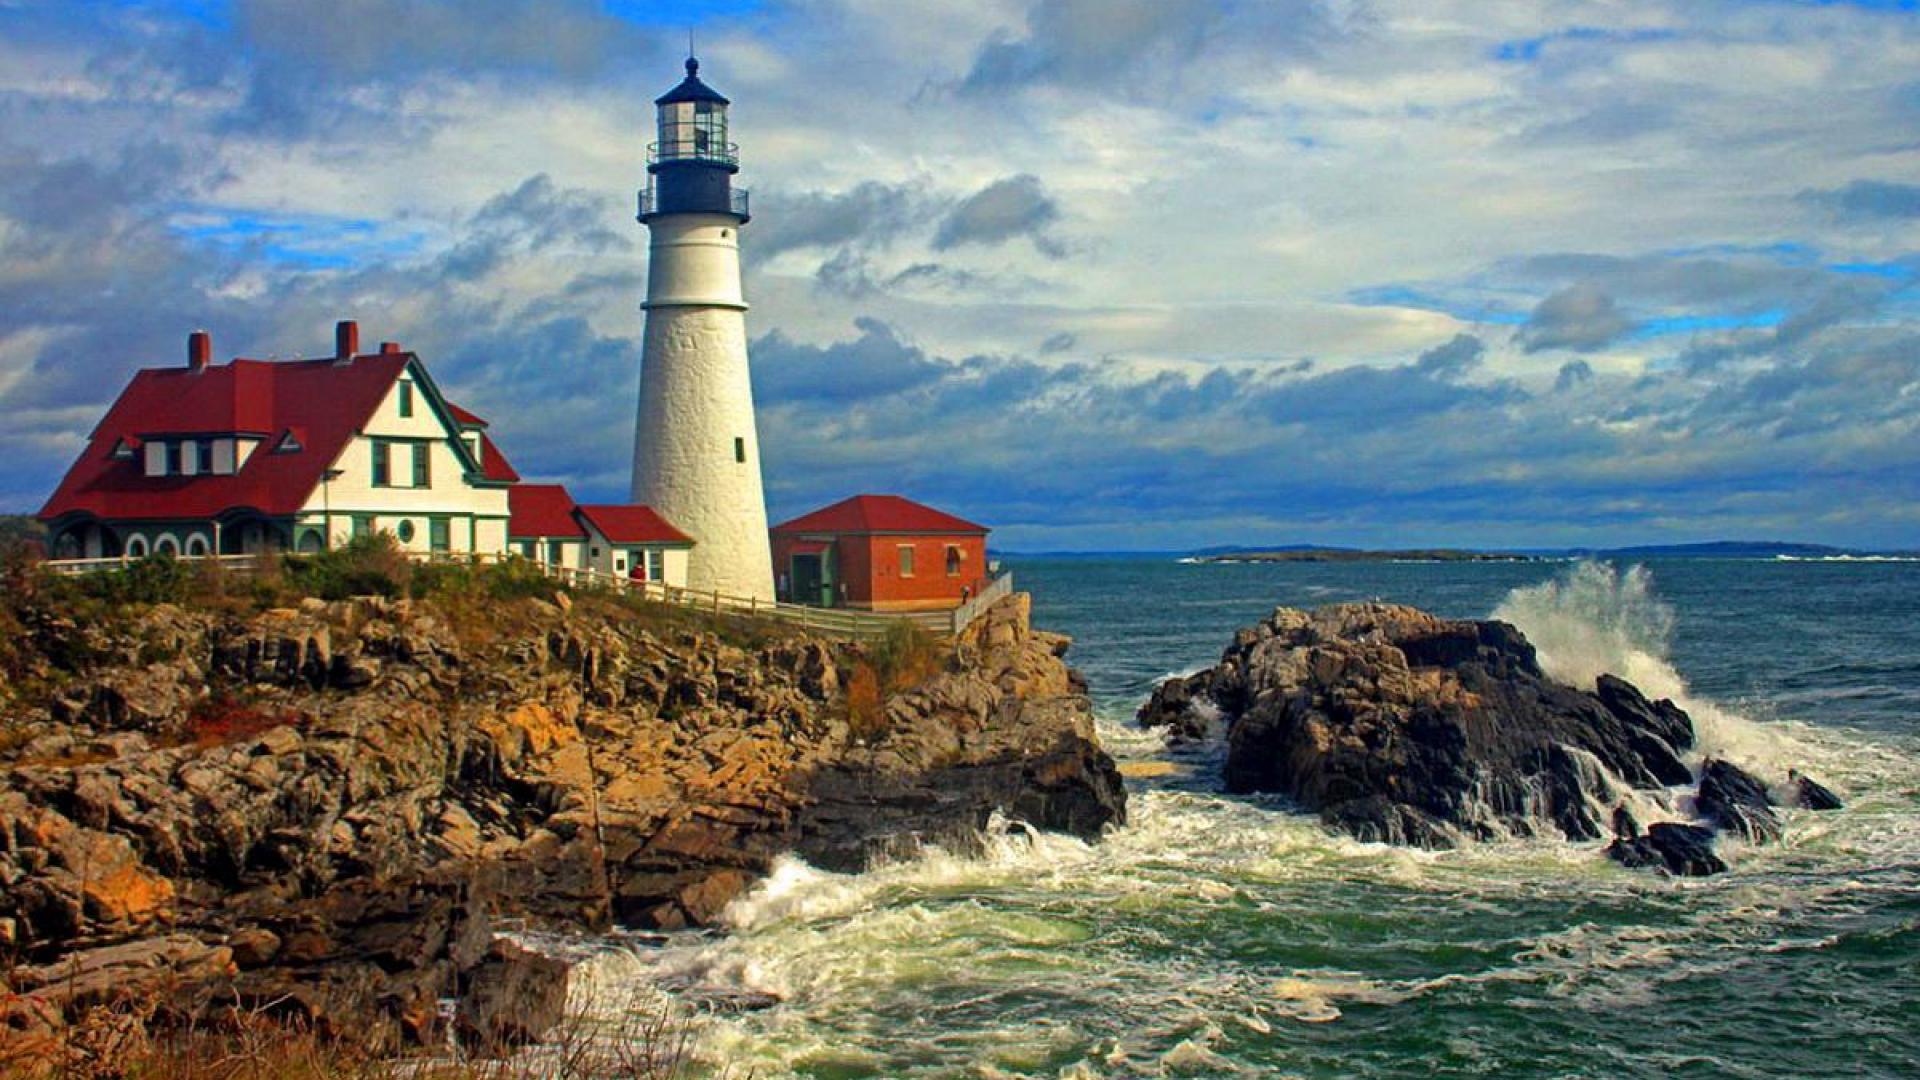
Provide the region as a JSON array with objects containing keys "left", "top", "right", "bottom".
[{"left": 630, "top": 56, "right": 774, "bottom": 600}]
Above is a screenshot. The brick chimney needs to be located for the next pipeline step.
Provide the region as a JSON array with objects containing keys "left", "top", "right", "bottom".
[
  {"left": 335, "top": 319, "right": 360, "bottom": 363},
  {"left": 187, "top": 330, "right": 211, "bottom": 372},
  {"left": 380, "top": 341, "right": 402, "bottom": 354}
]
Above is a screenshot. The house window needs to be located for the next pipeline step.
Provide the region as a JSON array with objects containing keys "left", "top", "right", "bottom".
[
  {"left": 109, "top": 439, "right": 133, "bottom": 460},
  {"left": 352, "top": 515, "right": 373, "bottom": 539},
  {"left": 165, "top": 441, "right": 182, "bottom": 475},
  {"left": 548, "top": 540, "right": 565, "bottom": 566},
  {"left": 412, "top": 443, "right": 430, "bottom": 488},
  {"left": 399, "top": 380, "right": 414, "bottom": 418},
  {"left": 647, "top": 549, "right": 665, "bottom": 582},
  {"left": 395, "top": 520, "right": 416, "bottom": 544},
  {"left": 371, "top": 441, "right": 391, "bottom": 487},
  {"left": 734, "top": 437, "right": 745, "bottom": 463},
  {"left": 429, "top": 517, "right": 450, "bottom": 552},
  {"left": 196, "top": 440, "right": 214, "bottom": 474},
  {"left": 464, "top": 436, "right": 479, "bottom": 461},
  {"left": 898, "top": 545, "right": 915, "bottom": 577},
  {"left": 946, "top": 545, "right": 963, "bottom": 576}
]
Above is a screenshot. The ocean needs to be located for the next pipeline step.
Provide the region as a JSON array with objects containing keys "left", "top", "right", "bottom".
[{"left": 565, "top": 557, "right": 1920, "bottom": 1078}]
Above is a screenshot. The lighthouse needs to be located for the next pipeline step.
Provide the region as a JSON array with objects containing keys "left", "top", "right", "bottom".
[{"left": 630, "top": 57, "right": 775, "bottom": 600}]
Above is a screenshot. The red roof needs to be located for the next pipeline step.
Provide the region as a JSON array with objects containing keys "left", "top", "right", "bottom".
[
  {"left": 478, "top": 433, "right": 520, "bottom": 482},
  {"left": 508, "top": 484, "right": 585, "bottom": 539},
  {"left": 40, "top": 353, "right": 415, "bottom": 522},
  {"left": 771, "top": 494, "right": 988, "bottom": 536},
  {"left": 447, "top": 403, "right": 488, "bottom": 429},
  {"left": 576, "top": 504, "right": 693, "bottom": 545}
]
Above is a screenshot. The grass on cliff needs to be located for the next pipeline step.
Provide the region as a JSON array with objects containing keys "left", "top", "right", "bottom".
[
  {"left": 0, "top": 534, "right": 803, "bottom": 663},
  {"left": 842, "top": 621, "right": 947, "bottom": 740}
]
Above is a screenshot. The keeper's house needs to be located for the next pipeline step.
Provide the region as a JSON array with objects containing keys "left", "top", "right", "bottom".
[
  {"left": 770, "top": 494, "right": 990, "bottom": 612},
  {"left": 37, "top": 321, "right": 693, "bottom": 590}
]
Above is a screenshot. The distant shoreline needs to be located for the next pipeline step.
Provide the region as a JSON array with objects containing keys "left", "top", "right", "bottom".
[{"left": 1186, "top": 549, "right": 1537, "bottom": 564}]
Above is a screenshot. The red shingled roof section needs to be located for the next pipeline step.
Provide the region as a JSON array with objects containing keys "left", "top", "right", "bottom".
[
  {"left": 576, "top": 504, "right": 693, "bottom": 545},
  {"left": 39, "top": 353, "right": 413, "bottom": 522},
  {"left": 447, "top": 403, "right": 488, "bottom": 429},
  {"left": 770, "top": 494, "right": 988, "bottom": 535},
  {"left": 477, "top": 433, "right": 520, "bottom": 482},
  {"left": 508, "top": 484, "right": 586, "bottom": 539}
]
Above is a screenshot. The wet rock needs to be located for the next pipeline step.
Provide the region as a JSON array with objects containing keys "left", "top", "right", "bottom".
[
  {"left": 1606, "top": 822, "right": 1727, "bottom": 877},
  {"left": 1695, "top": 758, "right": 1782, "bottom": 843},
  {"left": 1136, "top": 671, "right": 1214, "bottom": 743},
  {"left": 454, "top": 939, "right": 571, "bottom": 1053},
  {"left": 1153, "top": 603, "right": 1703, "bottom": 847},
  {"left": 1790, "top": 770, "right": 1844, "bottom": 811}
]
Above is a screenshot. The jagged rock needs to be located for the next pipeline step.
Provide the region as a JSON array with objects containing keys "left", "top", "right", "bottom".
[
  {"left": 0, "top": 587, "right": 1120, "bottom": 1043},
  {"left": 454, "top": 938, "right": 571, "bottom": 1053},
  {"left": 1136, "top": 671, "right": 1214, "bottom": 743},
  {"left": 1140, "top": 603, "right": 1702, "bottom": 848},
  {"left": 1606, "top": 822, "right": 1727, "bottom": 877},
  {"left": 1790, "top": 770, "right": 1844, "bottom": 810},
  {"left": 1695, "top": 758, "right": 1782, "bottom": 843}
]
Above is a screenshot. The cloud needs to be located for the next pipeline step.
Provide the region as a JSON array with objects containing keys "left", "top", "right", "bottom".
[
  {"left": 1555, "top": 360, "right": 1594, "bottom": 392},
  {"left": 952, "top": 0, "right": 1356, "bottom": 96},
  {"left": 4, "top": 0, "right": 1920, "bottom": 549},
  {"left": 750, "top": 181, "right": 928, "bottom": 259},
  {"left": 1517, "top": 284, "right": 1634, "bottom": 353},
  {"left": 958, "top": 0, "right": 1220, "bottom": 95},
  {"left": 932, "top": 175, "right": 1061, "bottom": 255},
  {"left": 751, "top": 318, "right": 951, "bottom": 405},
  {"left": 1798, "top": 179, "right": 1920, "bottom": 221}
]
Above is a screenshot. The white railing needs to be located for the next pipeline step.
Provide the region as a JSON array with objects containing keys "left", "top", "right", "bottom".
[
  {"left": 948, "top": 572, "right": 1014, "bottom": 635},
  {"left": 40, "top": 553, "right": 263, "bottom": 575},
  {"left": 38, "top": 552, "right": 1012, "bottom": 640}
]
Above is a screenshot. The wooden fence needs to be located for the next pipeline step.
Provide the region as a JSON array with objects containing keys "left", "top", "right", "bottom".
[{"left": 37, "top": 550, "right": 1012, "bottom": 641}]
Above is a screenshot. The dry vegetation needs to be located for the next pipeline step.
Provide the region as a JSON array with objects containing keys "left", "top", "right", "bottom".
[{"left": 0, "top": 995, "right": 725, "bottom": 1080}]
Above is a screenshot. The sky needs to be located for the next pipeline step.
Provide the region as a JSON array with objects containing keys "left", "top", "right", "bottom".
[{"left": 1, "top": 0, "right": 1917, "bottom": 551}]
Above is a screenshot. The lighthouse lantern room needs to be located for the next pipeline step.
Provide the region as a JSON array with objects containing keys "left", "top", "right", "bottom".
[{"left": 640, "top": 58, "right": 749, "bottom": 221}]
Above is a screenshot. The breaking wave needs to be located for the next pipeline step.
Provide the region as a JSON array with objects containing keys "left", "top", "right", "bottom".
[{"left": 1492, "top": 560, "right": 1802, "bottom": 770}]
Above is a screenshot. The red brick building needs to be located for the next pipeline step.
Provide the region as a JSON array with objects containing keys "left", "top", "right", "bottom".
[{"left": 770, "top": 494, "right": 991, "bottom": 612}]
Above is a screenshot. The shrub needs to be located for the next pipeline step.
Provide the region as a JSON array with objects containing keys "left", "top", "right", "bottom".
[
  {"left": 843, "top": 622, "right": 947, "bottom": 739},
  {"left": 72, "top": 554, "right": 194, "bottom": 607},
  {"left": 283, "top": 534, "right": 413, "bottom": 601}
]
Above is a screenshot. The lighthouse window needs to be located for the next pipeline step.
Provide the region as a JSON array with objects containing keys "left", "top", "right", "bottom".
[{"left": 734, "top": 437, "right": 745, "bottom": 463}]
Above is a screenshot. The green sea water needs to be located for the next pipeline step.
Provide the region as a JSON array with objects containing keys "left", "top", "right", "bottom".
[{"left": 562, "top": 558, "right": 1920, "bottom": 1078}]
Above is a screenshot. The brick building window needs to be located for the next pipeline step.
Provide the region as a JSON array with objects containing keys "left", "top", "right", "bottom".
[{"left": 898, "top": 545, "right": 915, "bottom": 577}]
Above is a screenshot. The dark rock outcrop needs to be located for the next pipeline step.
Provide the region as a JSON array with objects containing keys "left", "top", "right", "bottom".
[
  {"left": 1695, "top": 758, "right": 1782, "bottom": 843},
  {"left": 1140, "top": 601, "right": 1843, "bottom": 878},
  {"left": 1139, "top": 603, "right": 1697, "bottom": 847},
  {"left": 0, "top": 590, "right": 1121, "bottom": 1047},
  {"left": 1790, "top": 770, "right": 1844, "bottom": 811},
  {"left": 1606, "top": 822, "right": 1727, "bottom": 877}
]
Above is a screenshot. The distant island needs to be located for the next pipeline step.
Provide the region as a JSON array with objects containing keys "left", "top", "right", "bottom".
[{"left": 1189, "top": 549, "right": 1536, "bottom": 564}]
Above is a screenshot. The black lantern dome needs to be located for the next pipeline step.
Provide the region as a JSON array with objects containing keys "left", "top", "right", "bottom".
[{"left": 639, "top": 57, "right": 748, "bottom": 223}]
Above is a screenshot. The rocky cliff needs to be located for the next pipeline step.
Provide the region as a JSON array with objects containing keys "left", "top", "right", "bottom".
[
  {"left": 0, "top": 578, "right": 1123, "bottom": 1050},
  {"left": 1138, "top": 603, "right": 1836, "bottom": 862}
]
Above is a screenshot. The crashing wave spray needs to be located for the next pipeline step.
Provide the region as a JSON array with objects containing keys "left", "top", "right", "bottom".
[{"left": 1492, "top": 560, "right": 1798, "bottom": 769}]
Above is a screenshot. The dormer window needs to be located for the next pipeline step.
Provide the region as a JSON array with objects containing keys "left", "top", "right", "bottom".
[
  {"left": 164, "top": 442, "right": 182, "bottom": 476},
  {"left": 275, "top": 430, "right": 303, "bottom": 454},
  {"left": 109, "top": 438, "right": 134, "bottom": 460},
  {"left": 196, "top": 440, "right": 214, "bottom": 473}
]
